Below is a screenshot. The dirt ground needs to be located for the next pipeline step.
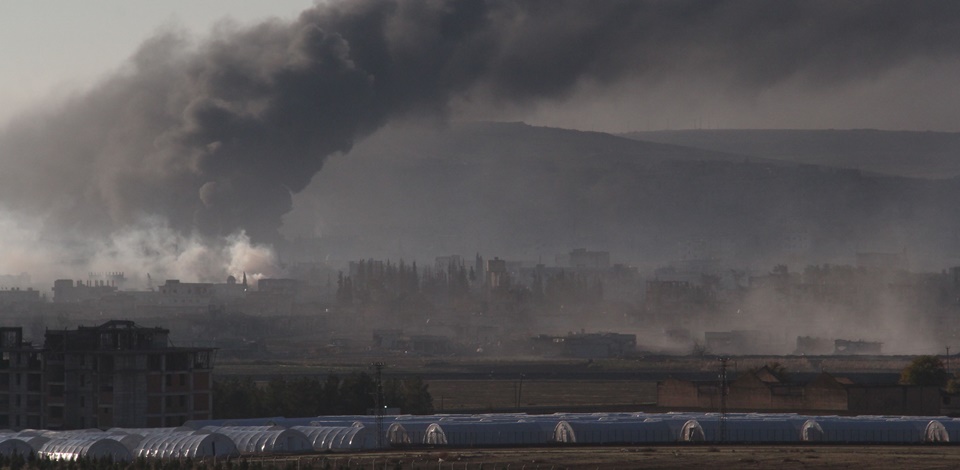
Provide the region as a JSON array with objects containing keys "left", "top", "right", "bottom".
[
  {"left": 252, "top": 446, "right": 960, "bottom": 469},
  {"left": 428, "top": 379, "right": 657, "bottom": 412}
]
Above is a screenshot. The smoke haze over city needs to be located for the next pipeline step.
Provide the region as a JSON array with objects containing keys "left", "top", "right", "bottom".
[{"left": 3, "top": 1, "right": 960, "bottom": 356}]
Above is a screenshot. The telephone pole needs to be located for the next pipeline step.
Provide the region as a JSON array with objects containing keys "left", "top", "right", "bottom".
[
  {"left": 372, "top": 362, "right": 385, "bottom": 449},
  {"left": 516, "top": 373, "right": 525, "bottom": 409},
  {"left": 718, "top": 357, "right": 729, "bottom": 443}
]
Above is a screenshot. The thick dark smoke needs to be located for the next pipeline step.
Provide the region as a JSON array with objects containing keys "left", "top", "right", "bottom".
[{"left": 2, "top": 0, "right": 960, "bottom": 244}]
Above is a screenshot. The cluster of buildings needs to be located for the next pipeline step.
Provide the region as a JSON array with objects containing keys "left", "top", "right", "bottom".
[
  {"left": 0, "top": 272, "right": 327, "bottom": 318},
  {"left": 643, "top": 252, "right": 960, "bottom": 355},
  {"left": 4, "top": 245, "right": 960, "bottom": 359}
]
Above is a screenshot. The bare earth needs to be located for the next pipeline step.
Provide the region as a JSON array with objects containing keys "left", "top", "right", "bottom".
[
  {"left": 428, "top": 379, "right": 657, "bottom": 412},
  {"left": 251, "top": 446, "right": 960, "bottom": 469}
]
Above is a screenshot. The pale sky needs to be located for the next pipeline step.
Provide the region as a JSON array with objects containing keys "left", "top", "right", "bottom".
[{"left": 0, "top": 1, "right": 314, "bottom": 126}]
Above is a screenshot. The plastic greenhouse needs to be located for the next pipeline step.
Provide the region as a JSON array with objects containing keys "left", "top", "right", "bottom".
[
  {"left": 38, "top": 437, "right": 134, "bottom": 462},
  {"left": 292, "top": 425, "right": 378, "bottom": 450},
  {"left": 0, "top": 437, "right": 35, "bottom": 457},
  {"left": 553, "top": 420, "right": 678, "bottom": 444},
  {"left": 424, "top": 422, "right": 552, "bottom": 446},
  {"left": 134, "top": 431, "right": 239, "bottom": 459},
  {"left": 208, "top": 428, "right": 311, "bottom": 454}
]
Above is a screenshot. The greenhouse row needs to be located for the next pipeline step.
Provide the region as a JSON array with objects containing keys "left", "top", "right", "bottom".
[{"left": 0, "top": 411, "right": 958, "bottom": 460}]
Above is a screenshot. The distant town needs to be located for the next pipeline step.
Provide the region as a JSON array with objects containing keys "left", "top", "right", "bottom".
[{"left": 0, "top": 245, "right": 956, "bottom": 363}]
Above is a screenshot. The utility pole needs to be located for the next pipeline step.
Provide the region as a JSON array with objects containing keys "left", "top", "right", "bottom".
[
  {"left": 947, "top": 347, "right": 951, "bottom": 376},
  {"left": 718, "top": 357, "right": 729, "bottom": 443},
  {"left": 516, "top": 373, "right": 525, "bottom": 409},
  {"left": 372, "top": 362, "right": 385, "bottom": 449}
]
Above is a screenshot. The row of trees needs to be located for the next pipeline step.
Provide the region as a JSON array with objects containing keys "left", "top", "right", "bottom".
[
  {"left": 213, "top": 373, "right": 433, "bottom": 419},
  {"left": 899, "top": 355, "right": 957, "bottom": 390},
  {"left": 336, "top": 259, "right": 423, "bottom": 304},
  {"left": 337, "top": 257, "right": 613, "bottom": 307}
]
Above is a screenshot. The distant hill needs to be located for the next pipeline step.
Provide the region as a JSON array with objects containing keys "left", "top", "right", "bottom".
[
  {"left": 284, "top": 122, "right": 960, "bottom": 270},
  {"left": 358, "top": 121, "right": 770, "bottom": 167},
  {"left": 622, "top": 129, "right": 960, "bottom": 179}
]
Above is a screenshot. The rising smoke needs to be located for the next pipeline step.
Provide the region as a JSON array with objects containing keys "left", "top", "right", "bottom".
[
  {"left": 2, "top": 1, "right": 960, "bottom": 281},
  {"left": 0, "top": 209, "right": 278, "bottom": 288}
]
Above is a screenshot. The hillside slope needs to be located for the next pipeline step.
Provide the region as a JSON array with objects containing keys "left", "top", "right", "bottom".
[
  {"left": 283, "top": 122, "right": 960, "bottom": 270},
  {"left": 623, "top": 129, "right": 960, "bottom": 179}
]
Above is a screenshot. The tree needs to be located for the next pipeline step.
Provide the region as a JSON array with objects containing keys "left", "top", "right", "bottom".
[
  {"left": 339, "top": 373, "right": 377, "bottom": 414},
  {"left": 213, "top": 377, "right": 265, "bottom": 419},
  {"left": 900, "top": 355, "right": 950, "bottom": 387},
  {"left": 382, "top": 377, "right": 434, "bottom": 414},
  {"left": 752, "top": 361, "right": 790, "bottom": 382},
  {"left": 398, "top": 376, "right": 434, "bottom": 414},
  {"left": 690, "top": 341, "right": 710, "bottom": 357}
]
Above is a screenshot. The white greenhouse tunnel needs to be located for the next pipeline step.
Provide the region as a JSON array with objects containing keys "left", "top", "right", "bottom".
[{"left": 0, "top": 411, "right": 958, "bottom": 460}]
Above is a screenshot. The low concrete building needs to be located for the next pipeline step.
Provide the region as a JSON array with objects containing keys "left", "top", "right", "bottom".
[{"left": 530, "top": 332, "right": 636, "bottom": 358}]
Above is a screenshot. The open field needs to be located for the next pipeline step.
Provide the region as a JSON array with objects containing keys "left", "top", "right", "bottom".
[
  {"left": 244, "top": 445, "right": 960, "bottom": 469},
  {"left": 214, "top": 355, "right": 911, "bottom": 413},
  {"left": 215, "top": 354, "right": 917, "bottom": 379},
  {"left": 428, "top": 379, "right": 657, "bottom": 412}
]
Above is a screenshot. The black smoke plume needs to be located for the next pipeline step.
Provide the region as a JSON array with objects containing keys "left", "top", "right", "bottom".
[{"left": 2, "top": 0, "right": 960, "bottom": 243}]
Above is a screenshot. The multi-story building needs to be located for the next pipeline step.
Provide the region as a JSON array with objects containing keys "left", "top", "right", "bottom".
[
  {"left": 567, "top": 248, "right": 611, "bottom": 270},
  {"left": 157, "top": 280, "right": 215, "bottom": 308},
  {"left": 0, "top": 289, "right": 42, "bottom": 316},
  {"left": 486, "top": 258, "right": 507, "bottom": 288},
  {"left": 0, "top": 328, "right": 43, "bottom": 429},
  {"left": 52, "top": 279, "right": 118, "bottom": 303},
  {"left": 43, "top": 320, "right": 214, "bottom": 429}
]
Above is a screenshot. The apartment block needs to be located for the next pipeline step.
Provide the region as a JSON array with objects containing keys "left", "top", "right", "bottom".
[
  {"left": 43, "top": 320, "right": 214, "bottom": 430},
  {"left": 0, "top": 328, "right": 43, "bottom": 429}
]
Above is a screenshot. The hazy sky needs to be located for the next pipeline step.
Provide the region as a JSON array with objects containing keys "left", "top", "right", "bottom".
[
  {"left": 4, "top": 1, "right": 960, "bottom": 133},
  {"left": 0, "top": 1, "right": 313, "bottom": 126}
]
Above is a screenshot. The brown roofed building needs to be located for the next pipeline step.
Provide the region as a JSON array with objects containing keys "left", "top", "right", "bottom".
[{"left": 657, "top": 368, "right": 941, "bottom": 416}]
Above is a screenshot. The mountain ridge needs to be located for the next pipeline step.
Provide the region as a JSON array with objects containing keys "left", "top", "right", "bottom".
[
  {"left": 284, "top": 121, "right": 960, "bottom": 269},
  {"left": 622, "top": 128, "right": 960, "bottom": 179}
]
